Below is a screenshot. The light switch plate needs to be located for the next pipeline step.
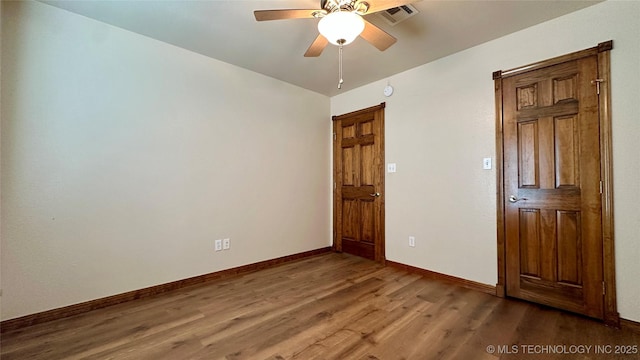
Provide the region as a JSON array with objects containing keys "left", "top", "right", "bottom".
[
  {"left": 387, "top": 163, "right": 397, "bottom": 173},
  {"left": 483, "top": 157, "right": 492, "bottom": 170}
]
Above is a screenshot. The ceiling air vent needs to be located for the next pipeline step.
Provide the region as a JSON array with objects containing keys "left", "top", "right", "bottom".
[{"left": 374, "top": 4, "right": 419, "bottom": 26}]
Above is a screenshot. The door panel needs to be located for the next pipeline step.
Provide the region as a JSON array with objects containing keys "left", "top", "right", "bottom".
[
  {"left": 555, "top": 115, "right": 580, "bottom": 187},
  {"left": 502, "top": 56, "right": 604, "bottom": 319},
  {"left": 517, "top": 120, "right": 538, "bottom": 187},
  {"left": 333, "top": 104, "right": 385, "bottom": 262},
  {"left": 518, "top": 209, "right": 541, "bottom": 278},
  {"left": 361, "top": 144, "right": 374, "bottom": 185},
  {"left": 361, "top": 201, "right": 375, "bottom": 243},
  {"left": 556, "top": 210, "right": 582, "bottom": 285}
]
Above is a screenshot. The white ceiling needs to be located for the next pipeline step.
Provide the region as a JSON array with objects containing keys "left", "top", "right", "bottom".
[{"left": 41, "top": 0, "right": 602, "bottom": 96}]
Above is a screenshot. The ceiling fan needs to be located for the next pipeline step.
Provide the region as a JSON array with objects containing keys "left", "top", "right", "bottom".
[{"left": 254, "top": 0, "right": 417, "bottom": 57}]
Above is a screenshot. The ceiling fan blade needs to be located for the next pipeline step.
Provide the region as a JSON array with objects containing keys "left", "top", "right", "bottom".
[
  {"left": 360, "top": 19, "right": 397, "bottom": 51},
  {"left": 304, "top": 34, "right": 329, "bottom": 57},
  {"left": 360, "top": 0, "right": 416, "bottom": 14},
  {"left": 254, "top": 9, "right": 319, "bottom": 21}
]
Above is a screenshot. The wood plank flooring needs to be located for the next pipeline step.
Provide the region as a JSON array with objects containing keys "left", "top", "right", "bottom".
[{"left": 1, "top": 253, "right": 638, "bottom": 359}]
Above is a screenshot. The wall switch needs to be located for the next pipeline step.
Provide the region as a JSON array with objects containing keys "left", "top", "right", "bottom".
[
  {"left": 409, "top": 236, "right": 415, "bottom": 247},
  {"left": 483, "top": 157, "right": 492, "bottom": 170},
  {"left": 223, "top": 238, "right": 230, "bottom": 250},
  {"left": 387, "top": 163, "right": 397, "bottom": 173},
  {"left": 214, "top": 239, "right": 222, "bottom": 251}
]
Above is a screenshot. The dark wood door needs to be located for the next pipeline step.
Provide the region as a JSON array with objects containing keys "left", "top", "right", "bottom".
[
  {"left": 502, "top": 55, "right": 605, "bottom": 318},
  {"left": 333, "top": 104, "right": 385, "bottom": 262}
]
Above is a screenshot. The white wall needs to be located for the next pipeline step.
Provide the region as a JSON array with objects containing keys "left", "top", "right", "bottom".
[
  {"left": 1, "top": 1, "right": 331, "bottom": 320},
  {"left": 331, "top": 0, "right": 640, "bottom": 322}
]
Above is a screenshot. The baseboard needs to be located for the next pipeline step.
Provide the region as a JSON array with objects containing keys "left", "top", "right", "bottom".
[
  {"left": 621, "top": 318, "right": 640, "bottom": 333},
  {"left": 0, "top": 247, "right": 332, "bottom": 333},
  {"left": 391, "top": 261, "right": 633, "bottom": 330},
  {"left": 386, "top": 260, "right": 496, "bottom": 295}
]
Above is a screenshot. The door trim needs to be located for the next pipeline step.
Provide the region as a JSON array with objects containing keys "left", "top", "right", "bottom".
[
  {"left": 493, "top": 41, "right": 619, "bottom": 327},
  {"left": 332, "top": 103, "right": 386, "bottom": 263}
]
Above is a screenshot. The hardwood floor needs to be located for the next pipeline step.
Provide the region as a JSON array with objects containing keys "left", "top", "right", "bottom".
[{"left": 1, "top": 253, "right": 637, "bottom": 359}]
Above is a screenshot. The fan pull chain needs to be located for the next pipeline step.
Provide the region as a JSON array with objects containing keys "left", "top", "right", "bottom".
[{"left": 338, "top": 44, "right": 344, "bottom": 89}]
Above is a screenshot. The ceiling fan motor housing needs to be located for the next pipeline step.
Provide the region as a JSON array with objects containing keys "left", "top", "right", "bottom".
[{"left": 323, "top": 0, "right": 369, "bottom": 14}]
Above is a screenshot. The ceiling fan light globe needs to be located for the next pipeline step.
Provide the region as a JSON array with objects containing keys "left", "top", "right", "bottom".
[{"left": 317, "top": 11, "right": 364, "bottom": 46}]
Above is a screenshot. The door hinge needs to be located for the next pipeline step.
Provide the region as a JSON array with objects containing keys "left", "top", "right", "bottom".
[
  {"left": 602, "top": 281, "right": 606, "bottom": 295},
  {"left": 333, "top": 132, "right": 337, "bottom": 140},
  {"left": 600, "top": 181, "right": 603, "bottom": 194},
  {"left": 591, "top": 79, "right": 604, "bottom": 95}
]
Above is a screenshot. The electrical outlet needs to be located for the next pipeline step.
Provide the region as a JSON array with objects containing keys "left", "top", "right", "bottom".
[
  {"left": 409, "top": 236, "right": 415, "bottom": 247},
  {"left": 214, "top": 239, "right": 222, "bottom": 251},
  {"left": 223, "top": 238, "right": 230, "bottom": 250}
]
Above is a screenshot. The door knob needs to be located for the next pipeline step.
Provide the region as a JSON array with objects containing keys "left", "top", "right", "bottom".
[
  {"left": 369, "top": 192, "right": 381, "bottom": 197},
  {"left": 508, "top": 195, "right": 527, "bottom": 203}
]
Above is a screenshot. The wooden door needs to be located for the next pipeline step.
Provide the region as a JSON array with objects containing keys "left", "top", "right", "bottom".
[
  {"left": 500, "top": 54, "right": 607, "bottom": 319},
  {"left": 333, "top": 104, "right": 385, "bottom": 262}
]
